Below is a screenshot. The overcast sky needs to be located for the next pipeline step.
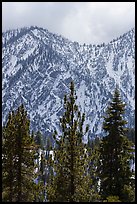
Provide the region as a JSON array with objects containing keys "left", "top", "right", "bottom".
[{"left": 2, "top": 2, "right": 135, "bottom": 44}]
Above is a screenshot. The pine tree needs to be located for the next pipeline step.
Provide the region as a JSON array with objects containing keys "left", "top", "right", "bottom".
[
  {"left": 34, "top": 151, "right": 47, "bottom": 202},
  {"left": 2, "top": 112, "right": 16, "bottom": 202},
  {"left": 99, "top": 87, "right": 135, "bottom": 202},
  {"left": 32, "top": 130, "right": 43, "bottom": 201},
  {"left": 2, "top": 104, "right": 38, "bottom": 202},
  {"left": 87, "top": 136, "right": 101, "bottom": 201},
  {"left": 44, "top": 137, "right": 53, "bottom": 185},
  {"left": 33, "top": 132, "right": 53, "bottom": 202},
  {"left": 33, "top": 130, "right": 44, "bottom": 187},
  {"left": 46, "top": 81, "right": 95, "bottom": 202},
  {"left": 34, "top": 130, "right": 44, "bottom": 150}
]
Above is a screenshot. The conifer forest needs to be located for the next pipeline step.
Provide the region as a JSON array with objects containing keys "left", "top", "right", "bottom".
[{"left": 2, "top": 81, "right": 135, "bottom": 202}]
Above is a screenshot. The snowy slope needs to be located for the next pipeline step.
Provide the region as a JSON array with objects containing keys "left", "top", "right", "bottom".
[{"left": 2, "top": 26, "right": 135, "bottom": 140}]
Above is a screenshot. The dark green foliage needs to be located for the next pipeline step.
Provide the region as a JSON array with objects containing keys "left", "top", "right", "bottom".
[
  {"left": 103, "top": 195, "right": 121, "bottom": 202},
  {"left": 34, "top": 130, "right": 44, "bottom": 150},
  {"left": 44, "top": 137, "right": 53, "bottom": 185},
  {"left": 126, "top": 128, "right": 135, "bottom": 144},
  {"left": 34, "top": 150, "right": 46, "bottom": 202},
  {"left": 2, "top": 104, "right": 37, "bottom": 202},
  {"left": 87, "top": 136, "right": 101, "bottom": 201},
  {"left": 33, "top": 131, "right": 46, "bottom": 202},
  {"left": 2, "top": 86, "right": 135, "bottom": 202},
  {"left": 33, "top": 133, "right": 53, "bottom": 202},
  {"left": 46, "top": 81, "right": 96, "bottom": 202},
  {"left": 99, "top": 87, "right": 135, "bottom": 202}
]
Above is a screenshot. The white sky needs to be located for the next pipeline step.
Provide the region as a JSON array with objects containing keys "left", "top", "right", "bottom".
[{"left": 2, "top": 2, "right": 135, "bottom": 44}]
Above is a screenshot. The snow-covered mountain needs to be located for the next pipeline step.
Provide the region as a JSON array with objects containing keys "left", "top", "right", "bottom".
[{"left": 2, "top": 26, "right": 135, "bottom": 140}]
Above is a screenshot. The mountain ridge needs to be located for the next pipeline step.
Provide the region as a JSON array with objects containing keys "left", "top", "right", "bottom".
[
  {"left": 2, "top": 26, "right": 135, "bottom": 141},
  {"left": 3, "top": 25, "right": 135, "bottom": 46}
]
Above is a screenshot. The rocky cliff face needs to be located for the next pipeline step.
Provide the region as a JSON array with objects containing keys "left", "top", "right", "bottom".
[{"left": 2, "top": 26, "right": 135, "bottom": 140}]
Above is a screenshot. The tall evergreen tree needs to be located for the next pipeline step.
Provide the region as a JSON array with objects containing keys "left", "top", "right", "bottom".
[
  {"left": 33, "top": 130, "right": 44, "bottom": 186},
  {"left": 2, "top": 104, "right": 38, "bottom": 202},
  {"left": 46, "top": 81, "right": 96, "bottom": 202},
  {"left": 99, "top": 87, "right": 135, "bottom": 202},
  {"left": 44, "top": 137, "right": 53, "bottom": 185},
  {"left": 87, "top": 136, "right": 101, "bottom": 201},
  {"left": 33, "top": 132, "right": 53, "bottom": 202},
  {"left": 2, "top": 112, "right": 16, "bottom": 202},
  {"left": 34, "top": 130, "right": 44, "bottom": 150},
  {"left": 33, "top": 131, "right": 45, "bottom": 202}
]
